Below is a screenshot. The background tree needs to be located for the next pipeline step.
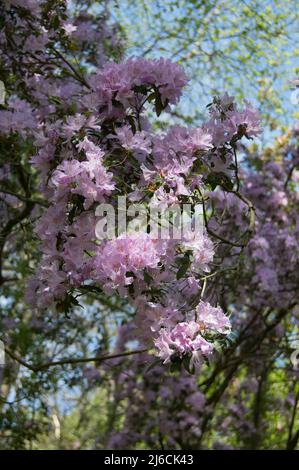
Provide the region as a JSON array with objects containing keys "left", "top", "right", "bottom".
[
  {"left": 0, "top": 0, "right": 298, "bottom": 451},
  {"left": 113, "top": 0, "right": 298, "bottom": 130}
]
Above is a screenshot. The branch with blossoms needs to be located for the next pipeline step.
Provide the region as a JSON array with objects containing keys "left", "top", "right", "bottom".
[
  {"left": 0, "top": 1, "right": 261, "bottom": 377},
  {"left": 3, "top": 1, "right": 299, "bottom": 451},
  {"left": 25, "top": 61, "right": 260, "bottom": 373},
  {"left": 98, "top": 102, "right": 299, "bottom": 448}
]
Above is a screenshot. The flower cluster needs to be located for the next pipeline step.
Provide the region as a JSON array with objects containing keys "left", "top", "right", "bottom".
[
  {"left": 25, "top": 55, "right": 261, "bottom": 367},
  {"left": 155, "top": 302, "right": 231, "bottom": 369},
  {"left": 206, "top": 94, "right": 261, "bottom": 146},
  {"left": 93, "top": 233, "right": 168, "bottom": 293},
  {"left": 0, "top": 97, "right": 36, "bottom": 136},
  {"left": 155, "top": 322, "right": 214, "bottom": 365},
  {"left": 105, "top": 124, "right": 299, "bottom": 449},
  {"left": 51, "top": 139, "right": 115, "bottom": 209},
  {"left": 0, "top": 1, "right": 261, "bottom": 370},
  {"left": 90, "top": 57, "right": 188, "bottom": 120}
]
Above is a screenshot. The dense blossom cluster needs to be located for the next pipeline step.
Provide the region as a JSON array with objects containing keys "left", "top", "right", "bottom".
[
  {"left": 105, "top": 123, "right": 299, "bottom": 449},
  {"left": 155, "top": 302, "right": 231, "bottom": 368},
  {"left": 90, "top": 57, "right": 188, "bottom": 119},
  {"left": 1, "top": 0, "right": 299, "bottom": 452},
  {"left": 0, "top": 0, "right": 261, "bottom": 369},
  {"left": 25, "top": 65, "right": 260, "bottom": 366}
]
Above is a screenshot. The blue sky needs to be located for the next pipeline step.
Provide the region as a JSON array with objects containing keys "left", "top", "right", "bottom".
[{"left": 107, "top": 0, "right": 299, "bottom": 143}]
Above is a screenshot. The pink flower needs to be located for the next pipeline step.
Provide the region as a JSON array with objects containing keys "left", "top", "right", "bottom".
[
  {"left": 154, "top": 330, "right": 174, "bottom": 363},
  {"left": 196, "top": 301, "right": 231, "bottom": 335},
  {"left": 186, "top": 128, "right": 213, "bottom": 152},
  {"left": 182, "top": 231, "right": 214, "bottom": 272},
  {"left": 63, "top": 23, "right": 77, "bottom": 36},
  {"left": 0, "top": 97, "right": 37, "bottom": 136},
  {"left": 93, "top": 57, "right": 188, "bottom": 115},
  {"left": 154, "top": 319, "right": 214, "bottom": 364},
  {"left": 26, "top": 259, "right": 68, "bottom": 309},
  {"left": 93, "top": 233, "right": 167, "bottom": 291},
  {"left": 226, "top": 104, "right": 261, "bottom": 139},
  {"left": 62, "top": 114, "right": 101, "bottom": 139},
  {"left": 114, "top": 126, "right": 152, "bottom": 155},
  {"left": 206, "top": 97, "right": 261, "bottom": 145},
  {"left": 31, "top": 143, "right": 56, "bottom": 175},
  {"left": 51, "top": 160, "right": 83, "bottom": 187},
  {"left": 51, "top": 145, "right": 114, "bottom": 208}
]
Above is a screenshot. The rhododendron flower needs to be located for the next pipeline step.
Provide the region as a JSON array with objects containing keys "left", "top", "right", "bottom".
[
  {"left": 206, "top": 95, "right": 261, "bottom": 146},
  {"left": 196, "top": 301, "right": 231, "bottom": 334},
  {"left": 154, "top": 300, "right": 231, "bottom": 366},
  {"left": 149, "top": 186, "right": 179, "bottom": 210},
  {"left": 154, "top": 318, "right": 214, "bottom": 364},
  {"left": 17, "top": 48, "right": 260, "bottom": 373},
  {"left": 26, "top": 260, "right": 68, "bottom": 310},
  {"left": 62, "top": 114, "right": 101, "bottom": 139},
  {"left": 63, "top": 23, "right": 77, "bottom": 36},
  {"left": 187, "top": 128, "right": 213, "bottom": 152},
  {"left": 226, "top": 104, "right": 261, "bottom": 139},
  {"left": 0, "top": 97, "right": 36, "bottom": 136},
  {"left": 182, "top": 231, "right": 214, "bottom": 272},
  {"left": 93, "top": 233, "right": 167, "bottom": 292},
  {"left": 114, "top": 126, "right": 152, "bottom": 155},
  {"left": 51, "top": 149, "right": 115, "bottom": 208},
  {"left": 91, "top": 57, "right": 188, "bottom": 119},
  {"left": 51, "top": 160, "right": 83, "bottom": 187}
]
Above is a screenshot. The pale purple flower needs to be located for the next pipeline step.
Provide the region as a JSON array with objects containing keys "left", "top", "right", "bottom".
[
  {"left": 186, "top": 128, "right": 213, "bottom": 152},
  {"left": 196, "top": 301, "right": 231, "bottom": 335},
  {"left": 226, "top": 104, "right": 261, "bottom": 139},
  {"left": 154, "top": 318, "right": 215, "bottom": 364},
  {"left": 0, "top": 97, "right": 36, "bottom": 136},
  {"left": 63, "top": 23, "right": 77, "bottom": 35},
  {"left": 182, "top": 231, "right": 214, "bottom": 272},
  {"left": 114, "top": 126, "right": 152, "bottom": 155},
  {"left": 93, "top": 233, "right": 167, "bottom": 291},
  {"left": 62, "top": 114, "right": 101, "bottom": 139},
  {"left": 93, "top": 57, "right": 188, "bottom": 116}
]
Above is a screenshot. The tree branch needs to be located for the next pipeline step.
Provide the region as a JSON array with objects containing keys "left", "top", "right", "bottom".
[{"left": 4, "top": 346, "right": 148, "bottom": 373}]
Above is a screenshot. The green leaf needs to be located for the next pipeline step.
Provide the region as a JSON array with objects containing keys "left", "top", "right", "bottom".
[{"left": 176, "top": 253, "right": 191, "bottom": 280}]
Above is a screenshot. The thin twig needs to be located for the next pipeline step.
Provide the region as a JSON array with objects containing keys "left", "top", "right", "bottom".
[{"left": 4, "top": 346, "right": 148, "bottom": 373}]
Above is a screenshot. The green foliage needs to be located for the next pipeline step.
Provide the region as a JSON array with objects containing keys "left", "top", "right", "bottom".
[{"left": 113, "top": 0, "right": 298, "bottom": 130}]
